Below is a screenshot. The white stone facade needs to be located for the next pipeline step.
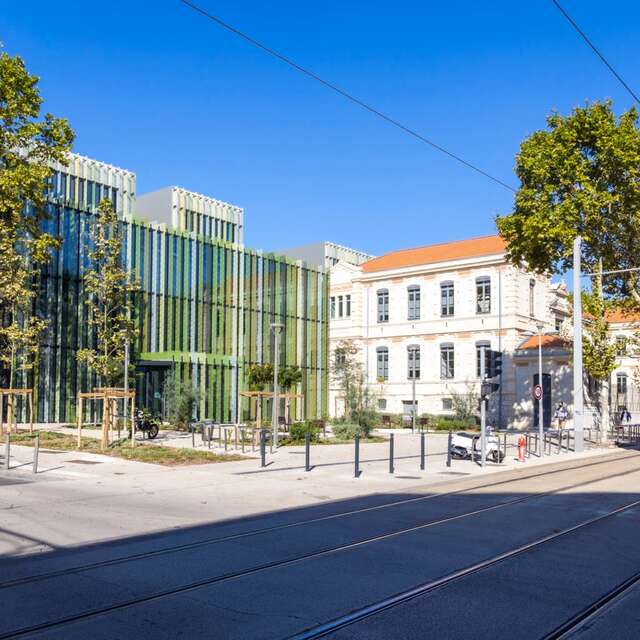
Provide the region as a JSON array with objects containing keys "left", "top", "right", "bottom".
[{"left": 328, "top": 236, "right": 569, "bottom": 428}]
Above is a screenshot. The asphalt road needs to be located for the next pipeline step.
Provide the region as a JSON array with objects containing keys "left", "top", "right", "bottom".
[{"left": 1, "top": 449, "right": 639, "bottom": 639}]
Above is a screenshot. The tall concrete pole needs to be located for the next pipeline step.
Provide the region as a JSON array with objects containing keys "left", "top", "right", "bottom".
[
  {"left": 573, "top": 236, "right": 585, "bottom": 452},
  {"left": 597, "top": 258, "right": 609, "bottom": 444},
  {"left": 537, "top": 323, "right": 544, "bottom": 457},
  {"left": 271, "top": 323, "right": 284, "bottom": 448}
]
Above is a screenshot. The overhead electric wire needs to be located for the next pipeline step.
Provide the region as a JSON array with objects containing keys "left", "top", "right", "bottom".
[
  {"left": 179, "top": 0, "right": 516, "bottom": 193},
  {"left": 551, "top": 0, "right": 640, "bottom": 104}
]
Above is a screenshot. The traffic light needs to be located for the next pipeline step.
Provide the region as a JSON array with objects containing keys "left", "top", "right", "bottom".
[
  {"left": 481, "top": 382, "right": 500, "bottom": 398},
  {"left": 489, "top": 350, "right": 502, "bottom": 378}
]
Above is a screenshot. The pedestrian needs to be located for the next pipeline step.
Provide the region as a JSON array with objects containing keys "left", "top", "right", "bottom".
[{"left": 554, "top": 401, "right": 568, "bottom": 430}]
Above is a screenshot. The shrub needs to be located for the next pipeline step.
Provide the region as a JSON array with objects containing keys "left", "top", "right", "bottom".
[
  {"left": 332, "top": 422, "right": 365, "bottom": 440},
  {"left": 163, "top": 376, "right": 201, "bottom": 430},
  {"left": 288, "top": 421, "right": 320, "bottom": 443}
]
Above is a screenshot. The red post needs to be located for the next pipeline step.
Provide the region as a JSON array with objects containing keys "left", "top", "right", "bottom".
[{"left": 518, "top": 435, "right": 526, "bottom": 462}]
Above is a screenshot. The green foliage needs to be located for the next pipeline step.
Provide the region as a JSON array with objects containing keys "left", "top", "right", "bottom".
[
  {"left": 0, "top": 49, "right": 74, "bottom": 385},
  {"left": 450, "top": 383, "right": 480, "bottom": 423},
  {"left": 287, "top": 421, "right": 320, "bottom": 443},
  {"left": 76, "top": 199, "right": 139, "bottom": 385},
  {"left": 331, "top": 339, "right": 378, "bottom": 434},
  {"left": 580, "top": 290, "right": 618, "bottom": 381},
  {"left": 332, "top": 422, "right": 366, "bottom": 440},
  {"left": 246, "top": 363, "right": 274, "bottom": 391},
  {"left": 497, "top": 101, "right": 640, "bottom": 306},
  {"left": 279, "top": 365, "right": 302, "bottom": 391},
  {"left": 163, "top": 375, "right": 201, "bottom": 430}
]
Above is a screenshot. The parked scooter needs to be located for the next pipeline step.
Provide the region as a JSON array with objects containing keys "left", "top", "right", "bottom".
[
  {"left": 450, "top": 431, "right": 505, "bottom": 463},
  {"left": 133, "top": 408, "right": 161, "bottom": 439}
]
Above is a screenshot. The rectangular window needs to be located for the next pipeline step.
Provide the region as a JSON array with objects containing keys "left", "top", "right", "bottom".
[
  {"left": 617, "top": 373, "right": 628, "bottom": 395},
  {"left": 529, "top": 279, "right": 536, "bottom": 317},
  {"left": 330, "top": 297, "right": 336, "bottom": 319},
  {"left": 616, "top": 336, "right": 626, "bottom": 356},
  {"left": 442, "top": 398, "right": 453, "bottom": 411},
  {"left": 441, "top": 283, "right": 454, "bottom": 317},
  {"left": 335, "top": 348, "right": 346, "bottom": 368},
  {"left": 440, "top": 344, "right": 454, "bottom": 379},
  {"left": 555, "top": 315, "right": 563, "bottom": 332},
  {"left": 345, "top": 294, "right": 351, "bottom": 317},
  {"left": 476, "top": 277, "right": 491, "bottom": 314},
  {"left": 338, "top": 295, "right": 343, "bottom": 318},
  {"left": 476, "top": 342, "right": 491, "bottom": 378},
  {"left": 407, "top": 286, "right": 420, "bottom": 320},
  {"left": 378, "top": 398, "right": 387, "bottom": 410},
  {"left": 376, "top": 347, "right": 389, "bottom": 380},
  {"left": 377, "top": 289, "right": 389, "bottom": 323},
  {"left": 407, "top": 346, "right": 420, "bottom": 379}
]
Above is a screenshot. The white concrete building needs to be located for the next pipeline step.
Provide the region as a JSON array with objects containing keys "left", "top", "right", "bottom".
[
  {"left": 511, "top": 310, "right": 640, "bottom": 431},
  {"left": 275, "top": 241, "right": 374, "bottom": 271},
  {"left": 329, "top": 235, "right": 570, "bottom": 428}
]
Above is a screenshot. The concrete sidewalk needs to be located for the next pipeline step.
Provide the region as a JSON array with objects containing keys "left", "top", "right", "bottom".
[{"left": 0, "top": 427, "right": 615, "bottom": 557}]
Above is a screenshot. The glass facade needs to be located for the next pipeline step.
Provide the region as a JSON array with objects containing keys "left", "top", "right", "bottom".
[{"left": 15, "top": 156, "right": 328, "bottom": 423}]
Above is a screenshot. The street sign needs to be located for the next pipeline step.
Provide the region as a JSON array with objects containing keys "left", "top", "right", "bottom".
[{"left": 533, "top": 384, "right": 543, "bottom": 401}]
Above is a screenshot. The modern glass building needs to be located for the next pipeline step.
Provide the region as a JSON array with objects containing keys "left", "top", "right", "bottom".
[{"left": 26, "top": 154, "right": 328, "bottom": 423}]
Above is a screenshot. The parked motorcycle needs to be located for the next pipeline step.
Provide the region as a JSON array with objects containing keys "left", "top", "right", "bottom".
[
  {"left": 134, "top": 409, "right": 161, "bottom": 439},
  {"left": 450, "top": 431, "right": 505, "bottom": 463}
]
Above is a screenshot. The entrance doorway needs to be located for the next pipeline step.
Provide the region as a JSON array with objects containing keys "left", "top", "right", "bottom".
[
  {"left": 533, "top": 373, "right": 552, "bottom": 429},
  {"left": 136, "top": 362, "right": 173, "bottom": 418}
]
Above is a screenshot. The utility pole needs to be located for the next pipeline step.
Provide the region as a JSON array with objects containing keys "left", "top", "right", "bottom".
[
  {"left": 537, "top": 322, "right": 544, "bottom": 457},
  {"left": 480, "top": 344, "right": 487, "bottom": 469},
  {"left": 409, "top": 345, "right": 418, "bottom": 433},
  {"left": 270, "top": 322, "right": 284, "bottom": 448},
  {"left": 597, "top": 258, "right": 610, "bottom": 444},
  {"left": 573, "top": 236, "right": 585, "bottom": 452}
]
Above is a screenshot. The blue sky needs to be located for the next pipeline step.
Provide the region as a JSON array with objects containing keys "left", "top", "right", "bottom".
[{"left": 1, "top": 1, "right": 638, "bottom": 256}]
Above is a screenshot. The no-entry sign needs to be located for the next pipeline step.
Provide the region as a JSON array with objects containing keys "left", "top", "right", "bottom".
[{"left": 533, "top": 384, "right": 543, "bottom": 401}]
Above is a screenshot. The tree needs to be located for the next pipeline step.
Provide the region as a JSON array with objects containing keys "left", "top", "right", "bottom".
[
  {"left": 163, "top": 374, "right": 200, "bottom": 430},
  {"left": 331, "top": 340, "right": 378, "bottom": 435},
  {"left": 245, "top": 363, "right": 274, "bottom": 426},
  {"left": 279, "top": 365, "right": 303, "bottom": 424},
  {"left": 0, "top": 49, "right": 74, "bottom": 388},
  {"left": 497, "top": 101, "right": 640, "bottom": 307},
  {"left": 76, "top": 199, "right": 138, "bottom": 387},
  {"left": 450, "top": 382, "right": 480, "bottom": 424}
]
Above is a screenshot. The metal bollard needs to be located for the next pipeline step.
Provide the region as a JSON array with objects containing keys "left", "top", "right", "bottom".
[
  {"left": 191, "top": 424, "right": 195, "bottom": 448},
  {"left": 354, "top": 434, "right": 360, "bottom": 478},
  {"left": 4, "top": 433, "right": 9, "bottom": 471},
  {"left": 241, "top": 429, "right": 245, "bottom": 453},
  {"left": 502, "top": 433, "right": 507, "bottom": 464},
  {"left": 234, "top": 426, "right": 238, "bottom": 450},
  {"left": 446, "top": 430, "right": 452, "bottom": 468},
  {"left": 33, "top": 432, "right": 40, "bottom": 474},
  {"left": 557, "top": 431, "right": 561, "bottom": 455},
  {"left": 420, "top": 432, "right": 425, "bottom": 471},
  {"left": 389, "top": 433, "right": 394, "bottom": 474},
  {"left": 252, "top": 429, "right": 256, "bottom": 452},
  {"left": 260, "top": 429, "right": 266, "bottom": 467},
  {"left": 224, "top": 429, "right": 229, "bottom": 452},
  {"left": 305, "top": 431, "right": 310, "bottom": 472},
  {"left": 207, "top": 425, "right": 212, "bottom": 449}
]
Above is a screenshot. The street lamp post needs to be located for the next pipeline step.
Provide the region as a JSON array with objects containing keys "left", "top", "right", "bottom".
[
  {"left": 270, "top": 322, "right": 284, "bottom": 448},
  {"left": 537, "top": 321, "right": 544, "bottom": 457},
  {"left": 409, "top": 346, "right": 418, "bottom": 433}
]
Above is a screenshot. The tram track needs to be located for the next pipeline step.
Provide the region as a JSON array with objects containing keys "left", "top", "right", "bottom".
[
  {"left": 1, "top": 455, "right": 639, "bottom": 639},
  {"left": 288, "top": 498, "right": 640, "bottom": 639}
]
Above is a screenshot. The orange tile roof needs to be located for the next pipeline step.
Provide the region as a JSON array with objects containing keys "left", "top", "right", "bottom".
[
  {"left": 517, "top": 334, "right": 569, "bottom": 351},
  {"left": 605, "top": 309, "right": 640, "bottom": 324},
  {"left": 361, "top": 235, "right": 506, "bottom": 273}
]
